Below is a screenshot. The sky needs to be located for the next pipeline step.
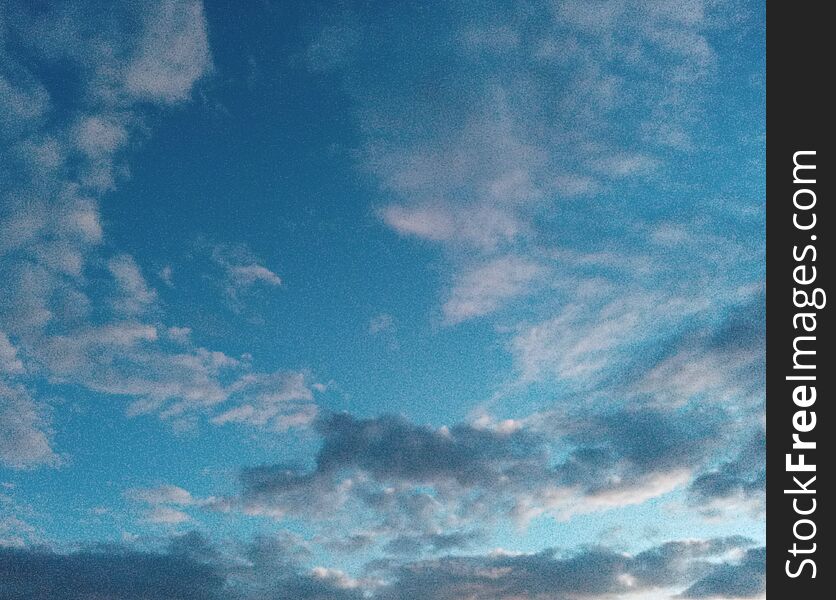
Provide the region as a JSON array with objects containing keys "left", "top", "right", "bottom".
[{"left": 0, "top": 1, "right": 765, "bottom": 598}]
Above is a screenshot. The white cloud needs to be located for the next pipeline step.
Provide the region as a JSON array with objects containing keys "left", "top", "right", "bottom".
[
  {"left": 0, "top": 515, "right": 39, "bottom": 548},
  {"left": 126, "top": 484, "right": 194, "bottom": 506},
  {"left": 125, "top": 483, "right": 213, "bottom": 525},
  {"left": 381, "top": 205, "right": 456, "bottom": 243},
  {"left": 212, "top": 371, "right": 319, "bottom": 431},
  {"left": 310, "top": 566, "right": 365, "bottom": 590},
  {"left": 145, "top": 506, "right": 191, "bottom": 525},
  {"left": 443, "top": 257, "right": 544, "bottom": 324},
  {"left": 556, "top": 0, "right": 626, "bottom": 34},
  {"left": 0, "top": 1, "right": 263, "bottom": 466},
  {"left": 107, "top": 255, "right": 157, "bottom": 315},
  {"left": 381, "top": 204, "right": 524, "bottom": 252},
  {"left": 209, "top": 243, "right": 283, "bottom": 303},
  {"left": 124, "top": 0, "right": 212, "bottom": 103},
  {"left": 633, "top": 346, "right": 763, "bottom": 409},
  {"left": 65, "top": 198, "right": 103, "bottom": 244},
  {"left": 312, "top": 0, "right": 732, "bottom": 337},
  {"left": 0, "top": 73, "right": 49, "bottom": 132},
  {"left": 72, "top": 115, "right": 128, "bottom": 158},
  {"left": 15, "top": 136, "right": 65, "bottom": 171},
  {"left": 228, "top": 264, "right": 282, "bottom": 287},
  {"left": 30, "top": 323, "right": 233, "bottom": 422},
  {"left": 0, "top": 382, "right": 58, "bottom": 469}
]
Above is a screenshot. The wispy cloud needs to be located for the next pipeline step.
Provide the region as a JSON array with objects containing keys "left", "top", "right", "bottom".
[
  {"left": 207, "top": 243, "right": 283, "bottom": 309},
  {"left": 211, "top": 371, "right": 320, "bottom": 431},
  {"left": 0, "top": 382, "right": 58, "bottom": 469},
  {"left": 443, "top": 256, "right": 544, "bottom": 324},
  {"left": 0, "top": 0, "right": 215, "bottom": 466}
]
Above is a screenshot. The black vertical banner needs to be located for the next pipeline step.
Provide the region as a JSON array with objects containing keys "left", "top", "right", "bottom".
[{"left": 766, "top": 1, "right": 830, "bottom": 596}]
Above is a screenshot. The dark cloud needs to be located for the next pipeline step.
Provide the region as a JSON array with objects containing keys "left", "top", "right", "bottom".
[
  {"left": 235, "top": 573, "right": 365, "bottom": 600},
  {"left": 559, "top": 407, "right": 724, "bottom": 492},
  {"left": 383, "top": 531, "right": 482, "bottom": 556},
  {"left": 315, "top": 413, "right": 547, "bottom": 486},
  {"left": 0, "top": 533, "right": 761, "bottom": 600},
  {"left": 630, "top": 537, "right": 754, "bottom": 588},
  {"left": 0, "top": 545, "right": 225, "bottom": 600},
  {"left": 236, "top": 407, "right": 734, "bottom": 536},
  {"left": 688, "top": 429, "right": 765, "bottom": 515},
  {"left": 0, "top": 533, "right": 363, "bottom": 600},
  {"left": 237, "top": 413, "right": 551, "bottom": 525},
  {"left": 377, "top": 537, "right": 758, "bottom": 600},
  {"left": 679, "top": 547, "right": 765, "bottom": 599}
]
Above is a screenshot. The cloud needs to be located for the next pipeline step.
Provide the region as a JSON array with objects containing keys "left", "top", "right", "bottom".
[
  {"left": 590, "top": 153, "right": 659, "bottom": 177},
  {"left": 305, "top": 14, "right": 361, "bottom": 73},
  {"left": 305, "top": 9, "right": 764, "bottom": 504},
  {"left": 381, "top": 204, "right": 524, "bottom": 251},
  {"left": 31, "top": 323, "right": 228, "bottom": 417},
  {"left": 0, "top": 382, "right": 58, "bottom": 469},
  {"left": 107, "top": 255, "right": 157, "bottom": 316},
  {"left": 3, "top": 10, "right": 307, "bottom": 439},
  {"left": 443, "top": 256, "right": 544, "bottom": 324},
  {"left": 212, "top": 371, "right": 320, "bottom": 431},
  {"left": 501, "top": 291, "right": 765, "bottom": 519},
  {"left": 0, "top": 533, "right": 762, "bottom": 600},
  {"left": 312, "top": 413, "right": 544, "bottom": 487},
  {"left": 71, "top": 116, "right": 128, "bottom": 159},
  {"left": 509, "top": 234, "right": 763, "bottom": 393},
  {"left": 553, "top": 173, "right": 600, "bottom": 197},
  {"left": 159, "top": 265, "right": 175, "bottom": 286},
  {"left": 383, "top": 531, "right": 481, "bottom": 556},
  {"left": 0, "top": 516, "right": 38, "bottom": 549},
  {"left": 0, "top": 333, "right": 24, "bottom": 375},
  {"left": 380, "top": 205, "right": 457, "bottom": 243},
  {"left": 461, "top": 25, "right": 520, "bottom": 54},
  {"left": 0, "top": 543, "right": 225, "bottom": 600},
  {"left": 2, "top": 1, "right": 764, "bottom": 588},
  {"left": 124, "top": 0, "right": 213, "bottom": 103},
  {"left": 687, "top": 429, "right": 765, "bottom": 518},
  {"left": 208, "top": 243, "right": 283, "bottom": 307},
  {"left": 146, "top": 506, "right": 192, "bottom": 525},
  {"left": 125, "top": 484, "right": 223, "bottom": 527},
  {"left": 228, "top": 264, "right": 282, "bottom": 287},
  {"left": 0, "top": 72, "right": 49, "bottom": 136},
  {"left": 510, "top": 290, "right": 673, "bottom": 386},
  {"left": 10, "top": 311, "right": 319, "bottom": 433},
  {"left": 376, "top": 538, "right": 761, "bottom": 600},
  {"left": 369, "top": 314, "right": 395, "bottom": 334},
  {"left": 0, "top": 0, "right": 214, "bottom": 464},
  {"left": 0, "top": 533, "right": 367, "bottom": 600},
  {"left": 232, "top": 412, "right": 548, "bottom": 528},
  {"left": 559, "top": 407, "right": 722, "bottom": 492},
  {"left": 0, "top": 0, "right": 321, "bottom": 460},
  {"left": 231, "top": 405, "right": 733, "bottom": 537},
  {"left": 679, "top": 547, "right": 765, "bottom": 599},
  {"left": 309, "top": 0, "right": 729, "bottom": 274},
  {"left": 126, "top": 484, "right": 195, "bottom": 506}
]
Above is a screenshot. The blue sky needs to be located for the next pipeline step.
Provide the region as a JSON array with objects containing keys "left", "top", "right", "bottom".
[{"left": 1, "top": 1, "right": 764, "bottom": 598}]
